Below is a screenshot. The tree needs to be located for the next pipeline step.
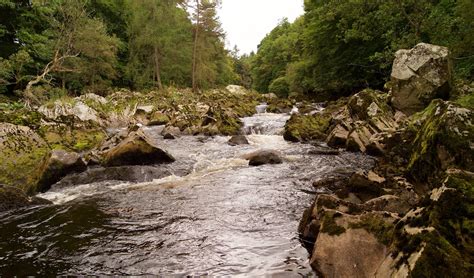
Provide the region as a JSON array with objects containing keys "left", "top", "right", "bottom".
[
  {"left": 126, "top": 0, "right": 192, "bottom": 89},
  {"left": 24, "top": 0, "right": 119, "bottom": 100},
  {"left": 190, "top": 0, "right": 235, "bottom": 91}
]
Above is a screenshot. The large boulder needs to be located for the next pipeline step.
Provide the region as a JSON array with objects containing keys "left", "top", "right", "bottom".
[
  {"left": 0, "top": 184, "right": 52, "bottom": 212},
  {"left": 101, "top": 129, "right": 175, "bottom": 167},
  {"left": 244, "top": 149, "right": 283, "bottom": 166},
  {"left": 405, "top": 100, "right": 473, "bottom": 182},
  {"left": 0, "top": 123, "right": 51, "bottom": 193},
  {"left": 38, "top": 100, "right": 102, "bottom": 125},
  {"left": 391, "top": 43, "right": 452, "bottom": 115},
  {"left": 37, "top": 150, "right": 87, "bottom": 192}
]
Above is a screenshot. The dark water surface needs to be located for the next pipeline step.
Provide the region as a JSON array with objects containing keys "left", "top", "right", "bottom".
[{"left": 0, "top": 112, "right": 374, "bottom": 276}]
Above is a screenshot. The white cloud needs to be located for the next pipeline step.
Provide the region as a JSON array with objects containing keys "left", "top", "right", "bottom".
[{"left": 218, "top": 0, "right": 304, "bottom": 55}]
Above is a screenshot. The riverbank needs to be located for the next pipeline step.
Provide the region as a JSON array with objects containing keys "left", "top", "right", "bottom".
[{"left": 292, "top": 44, "right": 474, "bottom": 277}]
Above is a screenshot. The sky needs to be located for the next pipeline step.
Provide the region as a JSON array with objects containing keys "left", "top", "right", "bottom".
[{"left": 218, "top": 0, "right": 304, "bottom": 55}]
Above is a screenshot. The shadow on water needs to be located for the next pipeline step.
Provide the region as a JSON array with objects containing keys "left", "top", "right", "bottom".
[{"left": 0, "top": 199, "right": 110, "bottom": 276}]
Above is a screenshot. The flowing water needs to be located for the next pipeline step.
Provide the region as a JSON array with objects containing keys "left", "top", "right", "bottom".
[{"left": 0, "top": 108, "right": 375, "bottom": 276}]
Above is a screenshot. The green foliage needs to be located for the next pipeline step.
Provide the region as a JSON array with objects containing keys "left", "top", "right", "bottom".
[
  {"left": 251, "top": 0, "right": 474, "bottom": 99},
  {"left": 268, "top": 76, "right": 289, "bottom": 97},
  {"left": 251, "top": 18, "right": 304, "bottom": 93}
]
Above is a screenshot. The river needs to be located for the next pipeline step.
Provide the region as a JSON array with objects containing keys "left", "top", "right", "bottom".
[{"left": 0, "top": 106, "right": 374, "bottom": 276}]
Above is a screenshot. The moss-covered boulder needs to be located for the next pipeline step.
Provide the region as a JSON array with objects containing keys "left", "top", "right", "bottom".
[
  {"left": 284, "top": 114, "right": 331, "bottom": 142},
  {"left": 0, "top": 123, "right": 51, "bottom": 194},
  {"left": 40, "top": 124, "right": 106, "bottom": 152},
  {"left": 406, "top": 100, "right": 473, "bottom": 182}
]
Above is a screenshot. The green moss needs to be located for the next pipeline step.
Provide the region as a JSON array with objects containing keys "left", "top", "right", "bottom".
[
  {"left": 284, "top": 113, "right": 331, "bottom": 142},
  {"left": 321, "top": 212, "right": 346, "bottom": 236},
  {"left": 349, "top": 214, "right": 394, "bottom": 245},
  {"left": 406, "top": 100, "right": 474, "bottom": 182},
  {"left": 41, "top": 125, "right": 106, "bottom": 152},
  {"left": 455, "top": 93, "right": 474, "bottom": 110},
  {"left": 0, "top": 125, "right": 51, "bottom": 194}
]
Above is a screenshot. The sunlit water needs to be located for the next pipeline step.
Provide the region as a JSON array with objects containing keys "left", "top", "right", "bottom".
[{"left": 0, "top": 110, "right": 375, "bottom": 276}]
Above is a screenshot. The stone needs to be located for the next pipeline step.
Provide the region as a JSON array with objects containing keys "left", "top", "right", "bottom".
[
  {"left": 406, "top": 100, "right": 473, "bottom": 182},
  {"left": 38, "top": 100, "right": 102, "bottom": 125},
  {"left": 0, "top": 184, "right": 52, "bottom": 212},
  {"left": 391, "top": 43, "right": 452, "bottom": 115},
  {"left": 311, "top": 226, "right": 389, "bottom": 278},
  {"left": 0, "top": 123, "right": 51, "bottom": 193},
  {"left": 163, "top": 132, "right": 175, "bottom": 140},
  {"left": 226, "top": 85, "right": 247, "bottom": 95},
  {"left": 136, "top": 105, "right": 154, "bottom": 114},
  {"left": 161, "top": 126, "right": 181, "bottom": 137},
  {"left": 309, "top": 146, "right": 340, "bottom": 155},
  {"left": 326, "top": 125, "right": 349, "bottom": 147},
  {"left": 101, "top": 130, "right": 175, "bottom": 167},
  {"left": 148, "top": 112, "right": 170, "bottom": 126},
  {"left": 228, "top": 135, "right": 249, "bottom": 146},
  {"left": 244, "top": 150, "right": 283, "bottom": 166},
  {"left": 37, "top": 150, "right": 87, "bottom": 192}
]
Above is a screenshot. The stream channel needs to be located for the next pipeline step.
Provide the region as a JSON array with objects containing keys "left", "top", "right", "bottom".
[{"left": 0, "top": 104, "right": 374, "bottom": 276}]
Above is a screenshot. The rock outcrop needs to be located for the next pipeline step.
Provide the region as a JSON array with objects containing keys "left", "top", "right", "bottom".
[
  {"left": 0, "top": 123, "right": 51, "bottom": 193},
  {"left": 391, "top": 43, "right": 452, "bottom": 115}
]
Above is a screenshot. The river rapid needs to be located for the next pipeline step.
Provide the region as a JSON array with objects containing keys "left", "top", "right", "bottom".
[{"left": 0, "top": 106, "right": 375, "bottom": 276}]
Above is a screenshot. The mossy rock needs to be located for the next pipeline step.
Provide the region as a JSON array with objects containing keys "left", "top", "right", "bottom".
[
  {"left": 40, "top": 124, "right": 106, "bottom": 152},
  {"left": 0, "top": 123, "right": 51, "bottom": 194},
  {"left": 284, "top": 113, "right": 331, "bottom": 142},
  {"left": 406, "top": 100, "right": 474, "bottom": 182},
  {"left": 347, "top": 89, "right": 393, "bottom": 121},
  {"left": 148, "top": 112, "right": 170, "bottom": 126}
]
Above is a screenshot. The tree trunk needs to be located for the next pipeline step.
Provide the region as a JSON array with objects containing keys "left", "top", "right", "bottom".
[
  {"left": 154, "top": 46, "right": 163, "bottom": 90},
  {"left": 192, "top": 0, "right": 200, "bottom": 93}
]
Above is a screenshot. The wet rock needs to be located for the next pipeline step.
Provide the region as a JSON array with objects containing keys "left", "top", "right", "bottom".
[
  {"left": 245, "top": 150, "right": 283, "bottom": 166},
  {"left": 309, "top": 146, "right": 340, "bottom": 155},
  {"left": 391, "top": 43, "right": 452, "bottom": 115},
  {"left": 0, "top": 185, "right": 52, "bottom": 212},
  {"left": 228, "top": 135, "right": 249, "bottom": 146},
  {"left": 161, "top": 126, "right": 181, "bottom": 137},
  {"left": 53, "top": 166, "right": 172, "bottom": 187},
  {"left": 0, "top": 123, "right": 51, "bottom": 193},
  {"left": 163, "top": 132, "right": 176, "bottom": 140},
  {"left": 326, "top": 124, "right": 349, "bottom": 147},
  {"left": 148, "top": 111, "right": 170, "bottom": 126},
  {"left": 37, "top": 150, "right": 87, "bottom": 192},
  {"left": 101, "top": 130, "right": 175, "bottom": 167}
]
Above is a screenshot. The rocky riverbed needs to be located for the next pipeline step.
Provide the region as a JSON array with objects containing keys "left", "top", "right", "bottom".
[{"left": 0, "top": 43, "right": 473, "bottom": 277}]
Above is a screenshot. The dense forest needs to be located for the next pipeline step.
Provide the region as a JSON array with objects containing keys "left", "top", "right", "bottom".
[
  {"left": 250, "top": 0, "right": 474, "bottom": 98},
  {"left": 0, "top": 0, "right": 239, "bottom": 101},
  {"left": 1, "top": 0, "right": 473, "bottom": 102}
]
